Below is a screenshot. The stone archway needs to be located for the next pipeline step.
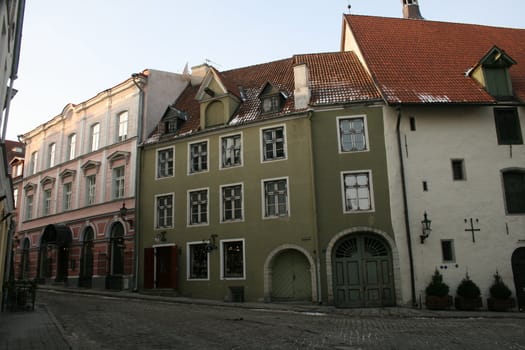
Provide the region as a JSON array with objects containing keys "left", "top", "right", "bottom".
[
  {"left": 263, "top": 245, "right": 317, "bottom": 303},
  {"left": 38, "top": 224, "right": 72, "bottom": 283},
  {"left": 78, "top": 227, "right": 94, "bottom": 288},
  {"left": 106, "top": 221, "right": 125, "bottom": 290},
  {"left": 326, "top": 226, "right": 401, "bottom": 306}
]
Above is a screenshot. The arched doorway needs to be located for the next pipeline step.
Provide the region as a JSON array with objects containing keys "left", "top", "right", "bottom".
[
  {"left": 512, "top": 247, "right": 525, "bottom": 311},
  {"left": 106, "top": 222, "right": 125, "bottom": 290},
  {"left": 332, "top": 234, "right": 395, "bottom": 307},
  {"left": 37, "top": 224, "right": 72, "bottom": 283},
  {"left": 18, "top": 238, "right": 30, "bottom": 280},
  {"left": 271, "top": 249, "right": 312, "bottom": 301},
  {"left": 79, "top": 227, "right": 94, "bottom": 288}
]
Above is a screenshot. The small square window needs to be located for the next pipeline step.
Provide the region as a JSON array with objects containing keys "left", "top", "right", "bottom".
[
  {"left": 441, "top": 240, "right": 455, "bottom": 263},
  {"left": 451, "top": 159, "right": 466, "bottom": 181}
]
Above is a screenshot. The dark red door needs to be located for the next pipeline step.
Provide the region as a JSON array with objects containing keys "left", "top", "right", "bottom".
[
  {"left": 144, "top": 248, "right": 154, "bottom": 289},
  {"left": 156, "top": 246, "right": 178, "bottom": 289}
]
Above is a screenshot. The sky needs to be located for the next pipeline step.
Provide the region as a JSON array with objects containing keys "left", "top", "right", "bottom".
[{"left": 5, "top": 0, "right": 525, "bottom": 140}]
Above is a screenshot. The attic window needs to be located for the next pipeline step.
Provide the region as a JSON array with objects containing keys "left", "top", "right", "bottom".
[
  {"left": 262, "top": 95, "right": 281, "bottom": 113},
  {"left": 473, "top": 47, "right": 516, "bottom": 100},
  {"left": 163, "top": 107, "right": 187, "bottom": 134},
  {"left": 165, "top": 118, "right": 182, "bottom": 134}
]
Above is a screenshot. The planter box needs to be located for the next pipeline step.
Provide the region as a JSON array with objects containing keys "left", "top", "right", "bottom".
[
  {"left": 487, "top": 297, "right": 515, "bottom": 312},
  {"left": 454, "top": 296, "right": 482, "bottom": 310},
  {"left": 425, "top": 295, "right": 453, "bottom": 310}
]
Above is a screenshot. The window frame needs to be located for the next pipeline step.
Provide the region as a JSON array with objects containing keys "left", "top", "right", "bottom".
[
  {"left": 494, "top": 108, "right": 523, "bottom": 145},
  {"left": 156, "top": 146, "right": 175, "bottom": 179},
  {"left": 48, "top": 143, "right": 56, "bottom": 168},
  {"left": 341, "top": 170, "right": 375, "bottom": 214},
  {"left": 220, "top": 133, "right": 243, "bottom": 169},
  {"left": 85, "top": 174, "right": 96, "bottom": 206},
  {"left": 220, "top": 239, "right": 246, "bottom": 280},
  {"left": 441, "top": 239, "right": 456, "bottom": 263},
  {"left": 29, "top": 151, "right": 38, "bottom": 175},
  {"left": 187, "top": 188, "right": 209, "bottom": 227},
  {"left": 261, "top": 177, "right": 290, "bottom": 219},
  {"left": 451, "top": 159, "right": 466, "bottom": 181},
  {"left": 336, "top": 115, "right": 370, "bottom": 153},
  {"left": 260, "top": 125, "right": 287, "bottom": 162},
  {"left": 502, "top": 169, "right": 525, "bottom": 215},
  {"left": 25, "top": 195, "right": 33, "bottom": 220},
  {"left": 117, "top": 111, "right": 128, "bottom": 142},
  {"left": 220, "top": 183, "right": 244, "bottom": 223},
  {"left": 63, "top": 182, "right": 72, "bottom": 211},
  {"left": 186, "top": 241, "right": 210, "bottom": 281},
  {"left": 188, "top": 139, "right": 209, "bottom": 174},
  {"left": 43, "top": 189, "right": 52, "bottom": 216},
  {"left": 113, "top": 166, "right": 125, "bottom": 199},
  {"left": 154, "top": 193, "right": 174, "bottom": 229},
  {"left": 90, "top": 123, "right": 101, "bottom": 152},
  {"left": 67, "top": 133, "right": 76, "bottom": 161}
]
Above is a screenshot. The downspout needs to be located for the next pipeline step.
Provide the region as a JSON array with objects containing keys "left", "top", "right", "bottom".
[
  {"left": 131, "top": 73, "right": 145, "bottom": 292},
  {"left": 396, "top": 107, "right": 417, "bottom": 307}
]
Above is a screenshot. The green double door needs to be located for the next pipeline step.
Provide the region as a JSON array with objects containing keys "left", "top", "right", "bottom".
[
  {"left": 272, "top": 249, "right": 312, "bottom": 301},
  {"left": 333, "top": 235, "right": 395, "bottom": 307}
]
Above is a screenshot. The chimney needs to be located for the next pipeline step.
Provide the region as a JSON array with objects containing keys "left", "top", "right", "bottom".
[
  {"left": 190, "top": 64, "right": 210, "bottom": 86},
  {"left": 293, "top": 63, "right": 310, "bottom": 110},
  {"left": 402, "top": 0, "right": 424, "bottom": 19}
]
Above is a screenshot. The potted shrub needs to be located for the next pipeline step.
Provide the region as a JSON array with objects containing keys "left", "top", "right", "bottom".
[
  {"left": 487, "top": 272, "right": 515, "bottom": 311},
  {"left": 455, "top": 274, "right": 482, "bottom": 310},
  {"left": 425, "top": 269, "right": 453, "bottom": 310}
]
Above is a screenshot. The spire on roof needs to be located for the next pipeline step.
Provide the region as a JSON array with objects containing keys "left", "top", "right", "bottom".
[{"left": 401, "top": 0, "right": 424, "bottom": 20}]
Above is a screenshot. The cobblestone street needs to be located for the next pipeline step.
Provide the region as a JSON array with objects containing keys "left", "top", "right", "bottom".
[{"left": 24, "top": 290, "right": 525, "bottom": 350}]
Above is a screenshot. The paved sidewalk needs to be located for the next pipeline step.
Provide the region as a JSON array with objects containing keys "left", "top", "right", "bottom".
[{"left": 1, "top": 284, "right": 524, "bottom": 350}]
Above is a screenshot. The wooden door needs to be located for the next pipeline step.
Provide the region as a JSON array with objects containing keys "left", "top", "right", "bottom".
[
  {"left": 512, "top": 248, "right": 525, "bottom": 311},
  {"left": 271, "top": 249, "right": 311, "bottom": 301}
]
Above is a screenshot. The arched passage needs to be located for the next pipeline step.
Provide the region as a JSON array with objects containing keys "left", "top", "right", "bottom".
[
  {"left": 79, "top": 227, "right": 94, "bottom": 288},
  {"left": 106, "top": 221, "right": 125, "bottom": 290},
  {"left": 512, "top": 247, "right": 525, "bottom": 311},
  {"left": 38, "top": 224, "right": 72, "bottom": 283},
  {"left": 264, "top": 245, "right": 317, "bottom": 303}
]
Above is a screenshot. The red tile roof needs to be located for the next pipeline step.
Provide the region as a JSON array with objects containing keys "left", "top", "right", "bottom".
[
  {"left": 344, "top": 15, "right": 525, "bottom": 104},
  {"left": 150, "top": 51, "right": 381, "bottom": 141}
]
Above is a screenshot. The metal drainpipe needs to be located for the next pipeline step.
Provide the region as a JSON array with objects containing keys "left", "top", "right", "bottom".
[
  {"left": 396, "top": 107, "right": 417, "bottom": 307},
  {"left": 131, "top": 74, "right": 145, "bottom": 292}
]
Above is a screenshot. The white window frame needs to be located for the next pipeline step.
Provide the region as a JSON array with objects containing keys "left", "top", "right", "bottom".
[
  {"left": 86, "top": 175, "right": 96, "bottom": 206},
  {"left": 63, "top": 182, "right": 72, "bottom": 211},
  {"left": 220, "top": 183, "right": 244, "bottom": 223},
  {"left": 117, "top": 111, "right": 128, "bottom": 142},
  {"left": 186, "top": 241, "right": 210, "bottom": 281},
  {"left": 187, "top": 188, "right": 209, "bottom": 227},
  {"left": 67, "top": 133, "right": 76, "bottom": 161},
  {"left": 261, "top": 177, "right": 290, "bottom": 219},
  {"left": 13, "top": 188, "right": 18, "bottom": 208},
  {"left": 25, "top": 195, "right": 33, "bottom": 220},
  {"left": 154, "top": 193, "right": 174, "bottom": 230},
  {"left": 48, "top": 143, "right": 56, "bottom": 168},
  {"left": 220, "top": 132, "right": 243, "bottom": 169},
  {"left": 188, "top": 139, "right": 209, "bottom": 174},
  {"left": 90, "top": 123, "right": 100, "bottom": 152},
  {"left": 341, "top": 170, "right": 375, "bottom": 213},
  {"left": 156, "top": 146, "right": 175, "bottom": 179},
  {"left": 220, "top": 238, "right": 246, "bottom": 280},
  {"left": 113, "top": 166, "right": 125, "bottom": 199},
  {"left": 43, "top": 189, "right": 52, "bottom": 216},
  {"left": 336, "top": 115, "right": 370, "bottom": 153},
  {"left": 260, "top": 124, "right": 287, "bottom": 163},
  {"left": 29, "top": 151, "right": 38, "bottom": 175}
]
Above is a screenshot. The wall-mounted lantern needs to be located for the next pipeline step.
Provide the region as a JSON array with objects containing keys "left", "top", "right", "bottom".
[
  {"left": 421, "top": 211, "right": 432, "bottom": 244},
  {"left": 119, "top": 202, "right": 134, "bottom": 229}
]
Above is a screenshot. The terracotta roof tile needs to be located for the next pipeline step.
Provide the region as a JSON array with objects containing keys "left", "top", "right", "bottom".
[
  {"left": 149, "top": 51, "right": 380, "bottom": 141},
  {"left": 345, "top": 14, "right": 525, "bottom": 104}
]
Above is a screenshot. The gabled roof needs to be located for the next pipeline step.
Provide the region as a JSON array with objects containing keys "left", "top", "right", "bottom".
[
  {"left": 343, "top": 14, "right": 525, "bottom": 104},
  {"left": 148, "top": 51, "right": 381, "bottom": 141}
]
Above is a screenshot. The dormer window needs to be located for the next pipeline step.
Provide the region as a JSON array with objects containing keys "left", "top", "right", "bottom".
[
  {"left": 470, "top": 46, "right": 516, "bottom": 100},
  {"left": 259, "top": 83, "right": 287, "bottom": 114},
  {"left": 162, "top": 106, "right": 187, "bottom": 134}
]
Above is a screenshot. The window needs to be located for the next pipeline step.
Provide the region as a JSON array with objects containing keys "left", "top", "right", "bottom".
[
  {"left": 15, "top": 163, "right": 22, "bottom": 177},
  {"left": 263, "top": 178, "right": 289, "bottom": 218},
  {"left": 221, "top": 184, "right": 243, "bottom": 222},
  {"left": 338, "top": 116, "right": 368, "bottom": 152},
  {"left": 261, "top": 95, "right": 281, "bottom": 114},
  {"left": 221, "top": 240, "right": 245, "bottom": 279},
  {"left": 117, "top": 112, "right": 128, "bottom": 142},
  {"left": 221, "top": 134, "right": 242, "bottom": 168},
  {"left": 342, "top": 171, "right": 373, "bottom": 212},
  {"left": 155, "top": 194, "right": 173, "bottom": 228},
  {"left": 441, "top": 240, "right": 455, "bottom": 263},
  {"left": 189, "top": 141, "right": 208, "bottom": 173},
  {"left": 29, "top": 151, "right": 38, "bottom": 175},
  {"left": 63, "top": 183, "right": 72, "bottom": 211},
  {"left": 48, "top": 143, "right": 56, "bottom": 168},
  {"left": 156, "top": 147, "right": 174, "bottom": 178},
  {"left": 494, "top": 108, "right": 523, "bottom": 145},
  {"left": 113, "top": 166, "right": 125, "bottom": 199},
  {"left": 90, "top": 123, "right": 100, "bottom": 151},
  {"left": 43, "top": 189, "right": 52, "bottom": 216},
  {"left": 86, "top": 175, "right": 96, "bottom": 205},
  {"left": 67, "top": 134, "right": 76, "bottom": 160},
  {"left": 409, "top": 117, "right": 416, "bottom": 131},
  {"left": 25, "top": 195, "right": 33, "bottom": 220},
  {"left": 187, "top": 243, "right": 209, "bottom": 280},
  {"left": 262, "top": 126, "right": 286, "bottom": 161},
  {"left": 502, "top": 170, "right": 525, "bottom": 214},
  {"left": 188, "top": 189, "right": 208, "bottom": 226},
  {"left": 451, "top": 159, "right": 466, "bottom": 180},
  {"left": 13, "top": 188, "right": 18, "bottom": 208}
]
